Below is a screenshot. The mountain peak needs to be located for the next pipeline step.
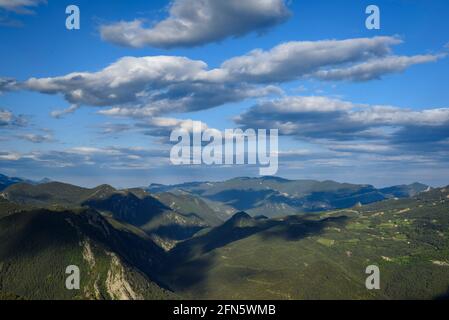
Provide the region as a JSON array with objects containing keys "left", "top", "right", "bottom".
[
  {"left": 230, "top": 211, "right": 252, "bottom": 220},
  {"left": 93, "top": 184, "right": 116, "bottom": 192},
  {"left": 226, "top": 212, "right": 254, "bottom": 228}
]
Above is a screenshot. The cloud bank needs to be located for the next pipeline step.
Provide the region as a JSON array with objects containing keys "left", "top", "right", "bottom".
[
  {"left": 235, "top": 96, "right": 449, "bottom": 153},
  {"left": 19, "top": 37, "right": 443, "bottom": 120}
]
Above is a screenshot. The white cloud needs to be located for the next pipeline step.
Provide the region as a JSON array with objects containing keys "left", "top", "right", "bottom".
[
  {"left": 145, "top": 116, "right": 211, "bottom": 134},
  {"left": 100, "top": 0, "right": 291, "bottom": 48},
  {"left": 0, "top": 108, "right": 26, "bottom": 127},
  {"left": 348, "top": 105, "right": 449, "bottom": 126},
  {"left": 314, "top": 54, "right": 444, "bottom": 81},
  {"left": 0, "top": 0, "right": 46, "bottom": 14},
  {"left": 26, "top": 56, "right": 210, "bottom": 107},
  {"left": 235, "top": 96, "right": 449, "bottom": 152},
  {"left": 240, "top": 96, "right": 355, "bottom": 114},
  {"left": 69, "top": 147, "right": 122, "bottom": 156},
  {"left": 17, "top": 133, "right": 53, "bottom": 143},
  {"left": 0, "top": 152, "right": 21, "bottom": 161},
  {"left": 24, "top": 56, "right": 226, "bottom": 109},
  {"left": 221, "top": 37, "right": 444, "bottom": 83},
  {"left": 0, "top": 109, "right": 12, "bottom": 123},
  {"left": 50, "top": 104, "right": 80, "bottom": 119},
  {"left": 18, "top": 36, "right": 443, "bottom": 122},
  {"left": 99, "top": 123, "right": 132, "bottom": 135},
  {"left": 25, "top": 55, "right": 281, "bottom": 116},
  {"left": 220, "top": 37, "right": 402, "bottom": 82}
]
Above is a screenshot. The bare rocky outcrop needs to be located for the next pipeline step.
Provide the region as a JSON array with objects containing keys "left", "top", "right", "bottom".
[{"left": 105, "top": 253, "right": 143, "bottom": 300}]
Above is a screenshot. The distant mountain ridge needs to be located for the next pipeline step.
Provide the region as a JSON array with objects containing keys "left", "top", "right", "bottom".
[
  {"left": 1, "top": 174, "right": 431, "bottom": 221},
  {"left": 147, "top": 177, "right": 431, "bottom": 217},
  {"left": 379, "top": 182, "right": 429, "bottom": 198},
  {"left": 0, "top": 174, "right": 30, "bottom": 192},
  {"left": 0, "top": 174, "right": 51, "bottom": 192}
]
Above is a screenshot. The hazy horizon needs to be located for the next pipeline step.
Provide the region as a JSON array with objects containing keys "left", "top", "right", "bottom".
[{"left": 2, "top": 171, "right": 445, "bottom": 190}]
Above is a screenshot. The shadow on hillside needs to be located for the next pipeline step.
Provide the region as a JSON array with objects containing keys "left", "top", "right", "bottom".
[
  {"left": 163, "top": 215, "right": 351, "bottom": 293},
  {"left": 169, "top": 221, "right": 277, "bottom": 264},
  {"left": 151, "top": 224, "right": 206, "bottom": 241},
  {"left": 0, "top": 209, "right": 79, "bottom": 261},
  {"left": 206, "top": 189, "right": 274, "bottom": 211},
  {"left": 170, "top": 215, "right": 350, "bottom": 266},
  {"left": 82, "top": 192, "right": 171, "bottom": 226},
  {"left": 261, "top": 215, "right": 349, "bottom": 241},
  {"left": 161, "top": 251, "right": 217, "bottom": 293}
]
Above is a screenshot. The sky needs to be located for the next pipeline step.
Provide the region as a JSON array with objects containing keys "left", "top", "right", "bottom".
[{"left": 0, "top": 0, "right": 449, "bottom": 188}]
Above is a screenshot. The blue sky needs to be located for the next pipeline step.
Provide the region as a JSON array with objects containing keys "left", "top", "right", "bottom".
[{"left": 1, "top": 0, "right": 449, "bottom": 188}]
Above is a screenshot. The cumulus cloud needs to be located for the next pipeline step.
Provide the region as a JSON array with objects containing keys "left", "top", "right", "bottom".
[
  {"left": 220, "top": 37, "right": 443, "bottom": 83},
  {"left": 100, "top": 0, "right": 291, "bottom": 49},
  {"left": 235, "top": 96, "right": 449, "bottom": 152},
  {"left": 17, "top": 36, "right": 442, "bottom": 122},
  {"left": 25, "top": 56, "right": 209, "bottom": 107},
  {"left": 24, "top": 55, "right": 281, "bottom": 116}
]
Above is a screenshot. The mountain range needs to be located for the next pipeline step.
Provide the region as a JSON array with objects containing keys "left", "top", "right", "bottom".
[
  {"left": 148, "top": 177, "right": 430, "bottom": 217},
  {"left": 1, "top": 181, "right": 222, "bottom": 250},
  {"left": 0, "top": 173, "right": 447, "bottom": 300}
]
